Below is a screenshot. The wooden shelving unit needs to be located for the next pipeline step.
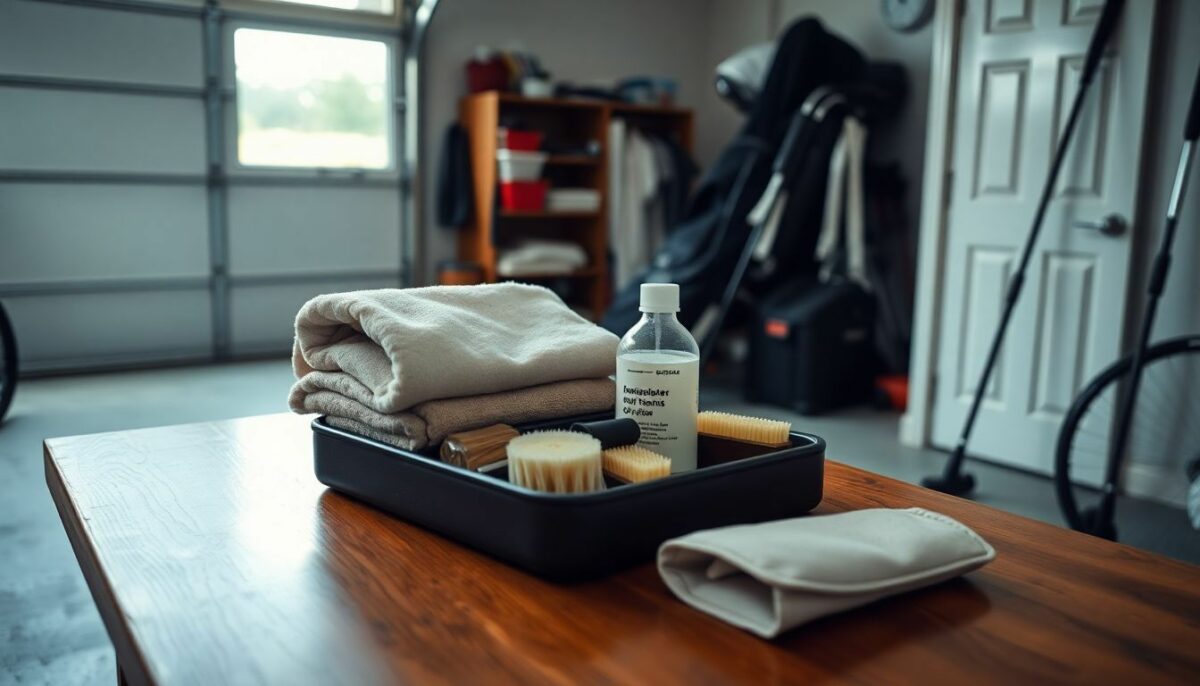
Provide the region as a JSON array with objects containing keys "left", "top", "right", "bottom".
[{"left": 458, "top": 91, "right": 693, "bottom": 319}]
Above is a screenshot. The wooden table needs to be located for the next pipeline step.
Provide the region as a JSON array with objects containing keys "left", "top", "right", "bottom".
[{"left": 46, "top": 413, "right": 1200, "bottom": 685}]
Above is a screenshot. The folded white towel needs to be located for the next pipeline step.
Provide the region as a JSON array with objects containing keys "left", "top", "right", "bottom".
[
  {"left": 658, "top": 508, "right": 995, "bottom": 638},
  {"left": 292, "top": 283, "right": 618, "bottom": 414},
  {"left": 497, "top": 241, "right": 589, "bottom": 277},
  {"left": 547, "top": 188, "right": 601, "bottom": 212}
]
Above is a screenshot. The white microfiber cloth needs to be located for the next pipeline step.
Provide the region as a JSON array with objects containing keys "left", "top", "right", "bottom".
[
  {"left": 291, "top": 283, "right": 619, "bottom": 414},
  {"left": 657, "top": 508, "right": 995, "bottom": 638}
]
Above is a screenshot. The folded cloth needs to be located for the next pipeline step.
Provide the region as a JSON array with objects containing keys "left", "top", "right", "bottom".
[
  {"left": 292, "top": 284, "right": 618, "bottom": 414},
  {"left": 295, "top": 376, "right": 616, "bottom": 450},
  {"left": 497, "top": 240, "right": 589, "bottom": 276},
  {"left": 657, "top": 508, "right": 995, "bottom": 638}
]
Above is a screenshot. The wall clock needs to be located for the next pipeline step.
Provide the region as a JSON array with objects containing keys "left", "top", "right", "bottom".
[{"left": 882, "top": 0, "right": 935, "bottom": 32}]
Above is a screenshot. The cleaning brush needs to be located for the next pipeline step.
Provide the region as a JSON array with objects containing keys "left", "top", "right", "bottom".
[
  {"left": 506, "top": 430, "right": 605, "bottom": 493},
  {"left": 603, "top": 445, "right": 671, "bottom": 484},
  {"left": 697, "top": 411, "right": 791, "bottom": 447}
]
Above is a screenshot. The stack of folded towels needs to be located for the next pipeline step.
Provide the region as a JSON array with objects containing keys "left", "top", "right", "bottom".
[
  {"left": 496, "top": 240, "right": 589, "bottom": 277},
  {"left": 288, "top": 283, "right": 619, "bottom": 450}
]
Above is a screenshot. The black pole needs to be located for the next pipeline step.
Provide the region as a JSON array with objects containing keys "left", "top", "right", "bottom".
[
  {"left": 1088, "top": 63, "right": 1200, "bottom": 537},
  {"left": 923, "top": 0, "right": 1126, "bottom": 495}
]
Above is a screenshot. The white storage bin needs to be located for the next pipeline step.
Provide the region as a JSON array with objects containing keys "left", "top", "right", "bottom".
[{"left": 496, "top": 150, "right": 548, "bottom": 181}]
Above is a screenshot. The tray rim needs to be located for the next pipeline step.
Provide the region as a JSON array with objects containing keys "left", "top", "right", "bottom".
[{"left": 312, "top": 416, "right": 825, "bottom": 506}]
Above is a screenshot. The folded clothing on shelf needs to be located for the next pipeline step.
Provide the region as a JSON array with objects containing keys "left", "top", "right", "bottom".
[
  {"left": 294, "top": 376, "right": 615, "bottom": 450},
  {"left": 547, "top": 187, "right": 601, "bottom": 212},
  {"left": 497, "top": 240, "right": 589, "bottom": 276}
]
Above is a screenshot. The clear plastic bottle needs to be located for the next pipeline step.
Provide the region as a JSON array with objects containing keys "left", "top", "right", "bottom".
[{"left": 616, "top": 283, "right": 700, "bottom": 472}]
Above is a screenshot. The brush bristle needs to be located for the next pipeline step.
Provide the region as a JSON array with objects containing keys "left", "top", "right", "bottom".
[
  {"left": 603, "top": 445, "right": 671, "bottom": 483},
  {"left": 697, "top": 411, "right": 791, "bottom": 446},
  {"left": 506, "top": 430, "right": 604, "bottom": 493}
]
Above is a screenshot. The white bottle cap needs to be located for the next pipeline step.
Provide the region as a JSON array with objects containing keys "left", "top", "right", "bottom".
[{"left": 639, "top": 283, "right": 680, "bottom": 313}]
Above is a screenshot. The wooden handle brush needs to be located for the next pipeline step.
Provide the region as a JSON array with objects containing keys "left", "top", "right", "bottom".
[
  {"left": 440, "top": 424, "right": 520, "bottom": 471},
  {"left": 698, "top": 411, "right": 791, "bottom": 448}
]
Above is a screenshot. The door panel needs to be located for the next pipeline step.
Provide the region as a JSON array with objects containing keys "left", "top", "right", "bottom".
[
  {"left": 0, "top": 1, "right": 202, "bottom": 87},
  {"left": 0, "top": 87, "right": 205, "bottom": 172},
  {"left": 6, "top": 290, "right": 213, "bottom": 373},
  {"left": 228, "top": 187, "right": 401, "bottom": 277},
  {"left": 987, "top": 0, "right": 1034, "bottom": 32},
  {"left": 932, "top": 0, "right": 1155, "bottom": 473},
  {"left": 1054, "top": 56, "right": 1111, "bottom": 196},
  {"left": 957, "top": 247, "right": 1013, "bottom": 402},
  {"left": 1029, "top": 251, "right": 1095, "bottom": 417},
  {"left": 0, "top": 184, "right": 209, "bottom": 283},
  {"left": 230, "top": 277, "right": 398, "bottom": 355},
  {"left": 972, "top": 61, "right": 1029, "bottom": 197}
]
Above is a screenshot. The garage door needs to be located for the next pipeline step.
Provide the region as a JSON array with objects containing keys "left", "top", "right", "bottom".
[{"left": 0, "top": 0, "right": 410, "bottom": 372}]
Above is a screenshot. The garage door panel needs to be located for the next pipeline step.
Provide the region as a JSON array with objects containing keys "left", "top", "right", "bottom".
[
  {"left": 0, "top": 87, "right": 205, "bottom": 172},
  {"left": 230, "top": 277, "right": 399, "bottom": 355},
  {"left": 6, "top": 289, "right": 212, "bottom": 372},
  {"left": 227, "top": 187, "right": 401, "bottom": 276},
  {"left": 0, "top": 1, "right": 202, "bottom": 87},
  {"left": 0, "top": 183, "right": 209, "bottom": 283}
]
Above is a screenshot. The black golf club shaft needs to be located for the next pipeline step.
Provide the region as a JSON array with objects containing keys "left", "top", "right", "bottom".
[
  {"left": 929, "top": 0, "right": 1126, "bottom": 491},
  {"left": 1094, "top": 62, "right": 1200, "bottom": 529}
]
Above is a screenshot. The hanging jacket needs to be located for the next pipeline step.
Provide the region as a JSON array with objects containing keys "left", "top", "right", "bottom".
[{"left": 436, "top": 123, "right": 472, "bottom": 228}]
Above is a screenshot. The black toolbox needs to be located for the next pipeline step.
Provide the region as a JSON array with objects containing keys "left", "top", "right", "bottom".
[
  {"left": 746, "top": 279, "right": 876, "bottom": 415},
  {"left": 312, "top": 414, "right": 825, "bottom": 582}
]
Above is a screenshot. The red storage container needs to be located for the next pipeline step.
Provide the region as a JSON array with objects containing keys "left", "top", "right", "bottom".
[
  {"left": 499, "top": 180, "right": 548, "bottom": 212},
  {"left": 466, "top": 57, "right": 508, "bottom": 94},
  {"left": 497, "top": 128, "right": 543, "bottom": 152}
]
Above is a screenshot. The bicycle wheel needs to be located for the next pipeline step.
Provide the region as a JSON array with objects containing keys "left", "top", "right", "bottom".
[
  {"left": 1055, "top": 335, "right": 1200, "bottom": 534},
  {"left": 0, "top": 301, "right": 16, "bottom": 424}
]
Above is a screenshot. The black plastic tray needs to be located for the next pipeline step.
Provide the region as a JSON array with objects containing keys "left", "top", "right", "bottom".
[{"left": 312, "top": 414, "right": 826, "bottom": 581}]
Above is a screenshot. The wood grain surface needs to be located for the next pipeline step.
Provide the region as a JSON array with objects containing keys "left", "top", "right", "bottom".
[{"left": 45, "top": 413, "right": 1200, "bottom": 685}]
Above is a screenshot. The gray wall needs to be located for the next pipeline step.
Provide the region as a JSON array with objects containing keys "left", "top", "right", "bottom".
[{"left": 418, "top": 0, "right": 716, "bottom": 282}]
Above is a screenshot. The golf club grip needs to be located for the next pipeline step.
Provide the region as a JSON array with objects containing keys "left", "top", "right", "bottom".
[
  {"left": 1186, "top": 62, "right": 1200, "bottom": 141},
  {"left": 1082, "top": 0, "right": 1125, "bottom": 83}
]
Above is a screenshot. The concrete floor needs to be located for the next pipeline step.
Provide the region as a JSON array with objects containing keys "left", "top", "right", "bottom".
[{"left": 2, "top": 360, "right": 1196, "bottom": 684}]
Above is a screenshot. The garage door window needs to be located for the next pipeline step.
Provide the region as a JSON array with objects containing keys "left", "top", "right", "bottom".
[
  {"left": 257, "top": 0, "right": 395, "bottom": 14},
  {"left": 233, "top": 28, "right": 391, "bottom": 169}
]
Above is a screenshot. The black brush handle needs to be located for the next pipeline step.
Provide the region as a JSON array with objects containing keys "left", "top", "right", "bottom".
[
  {"left": 570, "top": 418, "right": 640, "bottom": 449},
  {"left": 1185, "top": 62, "right": 1200, "bottom": 142},
  {"left": 1081, "top": 0, "right": 1126, "bottom": 85}
]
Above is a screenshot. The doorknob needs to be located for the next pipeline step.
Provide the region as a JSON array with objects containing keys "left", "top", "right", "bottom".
[{"left": 1072, "top": 213, "right": 1127, "bottom": 236}]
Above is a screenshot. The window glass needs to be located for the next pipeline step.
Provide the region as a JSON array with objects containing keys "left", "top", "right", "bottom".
[
  {"left": 234, "top": 28, "right": 391, "bottom": 169},
  {"left": 256, "top": 0, "right": 395, "bottom": 15}
]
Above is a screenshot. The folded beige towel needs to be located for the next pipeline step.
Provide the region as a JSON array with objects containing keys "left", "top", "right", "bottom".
[
  {"left": 658, "top": 508, "right": 995, "bottom": 638},
  {"left": 292, "top": 284, "right": 619, "bottom": 414},
  {"left": 295, "top": 377, "right": 616, "bottom": 450}
]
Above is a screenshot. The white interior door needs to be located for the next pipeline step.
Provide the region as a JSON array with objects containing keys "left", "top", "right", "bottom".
[{"left": 931, "top": 0, "right": 1156, "bottom": 476}]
